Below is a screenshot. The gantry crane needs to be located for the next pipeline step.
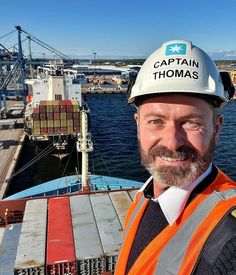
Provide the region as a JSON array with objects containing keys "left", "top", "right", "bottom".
[
  {"left": 0, "top": 26, "right": 72, "bottom": 117},
  {"left": 0, "top": 26, "right": 28, "bottom": 117}
]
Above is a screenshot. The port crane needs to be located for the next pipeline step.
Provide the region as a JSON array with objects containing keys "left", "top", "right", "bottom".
[
  {"left": 0, "top": 26, "right": 27, "bottom": 117},
  {"left": 0, "top": 26, "right": 72, "bottom": 117}
]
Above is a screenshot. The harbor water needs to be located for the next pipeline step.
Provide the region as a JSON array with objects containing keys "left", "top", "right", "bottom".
[{"left": 7, "top": 94, "right": 236, "bottom": 196}]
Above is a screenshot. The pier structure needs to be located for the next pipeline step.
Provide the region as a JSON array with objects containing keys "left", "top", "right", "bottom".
[
  {"left": 82, "top": 86, "right": 128, "bottom": 94},
  {"left": 0, "top": 120, "right": 25, "bottom": 199}
]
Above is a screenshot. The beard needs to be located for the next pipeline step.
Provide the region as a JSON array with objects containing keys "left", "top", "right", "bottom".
[{"left": 140, "top": 135, "right": 216, "bottom": 188}]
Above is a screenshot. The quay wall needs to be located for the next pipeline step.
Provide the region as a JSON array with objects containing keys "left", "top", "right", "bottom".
[{"left": 0, "top": 130, "right": 26, "bottom": 200}]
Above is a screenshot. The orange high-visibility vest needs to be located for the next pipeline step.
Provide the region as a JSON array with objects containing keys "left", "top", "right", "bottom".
[{"left": 115, "top": 169, "right": 236, "bottom": 275}]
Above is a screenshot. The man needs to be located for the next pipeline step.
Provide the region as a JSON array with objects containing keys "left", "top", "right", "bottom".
[{"left": 115, "top": 40, "right": 236, "bottom": 274}]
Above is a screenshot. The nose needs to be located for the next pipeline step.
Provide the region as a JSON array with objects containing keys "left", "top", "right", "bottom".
[{"left": 161, "top": 122, "right": 186, "bottom": 151}]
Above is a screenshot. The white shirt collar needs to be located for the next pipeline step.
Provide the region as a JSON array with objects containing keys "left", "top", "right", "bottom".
[{"left": 138, "top": 164, "right": 212, "bottom": 226}]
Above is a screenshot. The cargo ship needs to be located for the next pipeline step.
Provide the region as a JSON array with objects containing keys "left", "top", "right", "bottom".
[{"left": 24, "top": 62, "right": 88, "bottom": 158}]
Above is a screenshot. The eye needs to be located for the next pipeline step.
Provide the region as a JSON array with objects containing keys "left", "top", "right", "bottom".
[
  {"left": 148, "top": 119, "right": 164, "bottom": 126},
  {"left": 182, "top": 120, "right": 200, "bottom": 130}
]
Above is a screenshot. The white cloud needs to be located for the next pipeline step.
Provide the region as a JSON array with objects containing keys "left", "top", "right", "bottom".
[{"left": 209, "top": 50, "right": 236, "bottom": 60}]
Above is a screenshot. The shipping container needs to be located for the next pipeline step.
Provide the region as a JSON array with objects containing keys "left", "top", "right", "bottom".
[
  {"left": 73, "top": 119, "right": 80, "bottom": 128},
  {"left": 61, "top": 120, "right": 67, "bottom": 127},
  {"left": 53, "top": 127, "right": 60, "bottom": 133},
  {"left": 67, "top": 112, "right": 73, "bottom": 119},
  {"left": 33, "top": 128, "right": 41, "bottom": 136},
  {"left": 67, "top": 119, "right": 73, "bottom": 127},
  {"left": 40, "top": 113, "right": 47, "bottom": 120},
  {"left": 54, "top": 120, "right": 61, "bottom": 127},
  {"left": 46, "top": 105, "right": 53, "bottom": 113},
  {"left": 39, "top": 106, "right": 46, "bottom": 113},
  {"left": 33, "top": 121, "right": 40, "bottom": 129},
  {"left": 32, "top": 113, "right": 40, "bottom": 120},
  {"left": 90, "top": 193, "right": 123, "bottom": 273},
  {"left": 40, "top": 120, "right": 47, "bottom": 128},
  {"left": 53, "top": 105, "right": 60, "bottom": 112},
  {"left": 47, "top": 120, "right": 54, "bottom": 128},
  {"left": 14, "top": 199, "right": 47, "bottom": 274},
  {"left": 53, "top": 112, "right": 60, "bottom": 120},
  {"left": 62, "top": 100, "right": 72, "bottom": 105},
  {"left": 73, "top": 126, "right": 80, "bottom": 133},
  {"left": 40, "top": 128, "right": 48, "bottom": 135},
  {"left": 48, "top": 128, "right": 55, "bottom": 135},
  {"left": 67, "top": 105, "right": 73, "bottom": 112},
  {"left": 40, "top": 100, "right": 47, "bottom": 106},
  {"left": 0, "top": 224, "right": 22, "bottom": 274},
  {"left": 109, "top": 191, "right": 132, "bottom": 227},
  {"left": 67, "top": 126, "right": 74, "bottom": 134},
  {"left": 73, "top": 112, "right": 80, "bottom": 119},
  {"left": 52, "top": 100, "right": 60, "bottom": 106},
  {"left": 47, "top": 197, "right": 76, "bottom": 275},
  {"left": 60, "top": 112, "right": 67, "bottom": 120},
  {"left": 60, "top": 105, "right": 67, "bottom": 112},
  {"left": 70, "top": 195, "right": 104, "bottom": 275},
  {"left": 47, "top": 112, "right": 54, "bottom": 120},
  {"left": 60, "top": 127, "right": 68, "bottom": 134}
]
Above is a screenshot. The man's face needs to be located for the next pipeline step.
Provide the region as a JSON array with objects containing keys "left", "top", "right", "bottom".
[{"left": 135, "top": 94, "right": 223, "bottom": 188}]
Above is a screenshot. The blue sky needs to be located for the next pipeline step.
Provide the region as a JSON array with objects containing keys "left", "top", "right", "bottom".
[{"left": 0, "top": 0, "right": 236, "bottom": 59}]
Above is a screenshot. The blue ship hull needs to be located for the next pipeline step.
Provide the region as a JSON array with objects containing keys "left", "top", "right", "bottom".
[{"left": 4, "top": 174, "right": 143, "bottom": 200}]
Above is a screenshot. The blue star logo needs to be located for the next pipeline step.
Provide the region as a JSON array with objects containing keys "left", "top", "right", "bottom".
[{"left": 165, "top": 43, "right": 187, "bottom": 56}]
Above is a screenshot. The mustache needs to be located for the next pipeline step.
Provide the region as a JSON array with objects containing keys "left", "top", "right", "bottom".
[{"left": 149, "top": 145, "right": 198, "bottom": 161}]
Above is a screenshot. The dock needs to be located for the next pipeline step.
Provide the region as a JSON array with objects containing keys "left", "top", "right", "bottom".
[
  {"left": 0, "top": 119, "right": 25, "bottom": 199},
  {"left": 81, "top": 77, "right": 129, "bottom": 94},
  {"left": 82, "top": 86, "right": 127, "bottom": 94}
]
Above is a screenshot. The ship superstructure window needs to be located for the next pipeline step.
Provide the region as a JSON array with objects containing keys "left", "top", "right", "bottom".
[{"left": 55, "top": 94, "right": 62, "bottom": 100}]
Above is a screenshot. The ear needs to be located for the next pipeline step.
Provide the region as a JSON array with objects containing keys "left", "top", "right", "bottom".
[
  {"left": 134, "top": 113, "right": 140, "bottom": 140},
  {"left": 215, "top": 115, "right": 224, "bottom": 143},
  {"left": 134, "top": 113, "right": 139, "bottom": 125}
]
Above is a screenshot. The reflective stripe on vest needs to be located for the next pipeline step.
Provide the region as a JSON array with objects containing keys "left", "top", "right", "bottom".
[
  {"left": 154, "top": 188, "right": 236, "bottom": 275},
  {"left": 123, "top": 194, "right": 146, "bottom": 240}
]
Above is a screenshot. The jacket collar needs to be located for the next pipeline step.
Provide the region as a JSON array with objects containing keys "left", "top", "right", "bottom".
[{"left": 138, "top": 164, "right": 213, "bottom": 225}]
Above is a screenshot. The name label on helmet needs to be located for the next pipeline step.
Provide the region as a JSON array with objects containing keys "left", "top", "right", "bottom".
[
  {"left": 153, "top": 57, "right": 199, "bottom": 80},
  {"left": 153, "top": 58, "right": 199, "bottom": 69},
  {"left": 153, "top": 69, "right": 198, "bottom": 80}
]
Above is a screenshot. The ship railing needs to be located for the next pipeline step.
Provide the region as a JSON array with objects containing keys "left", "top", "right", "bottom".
[{"left": 0, "top": 209, "right": 24, "bottom": 227}]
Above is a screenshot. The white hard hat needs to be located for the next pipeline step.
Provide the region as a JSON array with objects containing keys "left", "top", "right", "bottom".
[{"left": 128, "top": 40, "right": 234, "bottom": 106}]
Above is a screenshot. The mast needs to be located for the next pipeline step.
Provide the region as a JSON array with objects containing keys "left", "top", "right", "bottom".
[
  {"left": 76, "top": 110, "right": 93, "bottom": 191},
  {"left": 27, "top": 36, "right": 34, "bottom": 79}
]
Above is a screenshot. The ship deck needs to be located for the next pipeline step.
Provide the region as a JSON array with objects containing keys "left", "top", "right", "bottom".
[{"left": 0, "top": 189, "right": 138, "bottom": 274}]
